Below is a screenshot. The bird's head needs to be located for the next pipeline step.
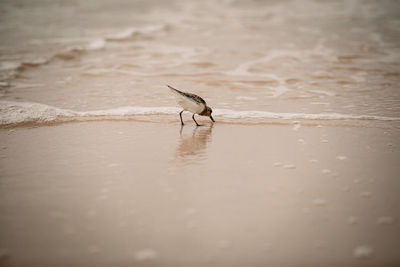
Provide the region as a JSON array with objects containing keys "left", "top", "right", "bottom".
[{"left": 205, "top": 106, "right": 215, "bottom": 122}]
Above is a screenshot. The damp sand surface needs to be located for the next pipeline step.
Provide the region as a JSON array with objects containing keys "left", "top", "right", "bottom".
[{"left": 0, "top": 121, "right": 399, "bottom": 267}]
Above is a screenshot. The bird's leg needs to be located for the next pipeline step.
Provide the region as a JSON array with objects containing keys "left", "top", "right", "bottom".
[
  {"left": 179, "top": 110, "right": 185, "bottom": 125},
  {"left": 192, "top": 114, "right": 200, "bottom": 126},
  {"left": 210, "top": 115, "right": 215, "bottom": 123}
]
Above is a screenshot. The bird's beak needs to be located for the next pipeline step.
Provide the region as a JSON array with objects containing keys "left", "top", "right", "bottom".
[{"left": 210, "top": 115, "right": 215, "bottom": 122}]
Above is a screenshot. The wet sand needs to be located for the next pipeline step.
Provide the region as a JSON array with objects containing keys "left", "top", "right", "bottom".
[{"left": 0, "top": 121, "right": 399, "bottom": 267}]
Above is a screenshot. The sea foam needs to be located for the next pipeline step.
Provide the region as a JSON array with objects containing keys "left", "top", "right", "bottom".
[
  {"left": 1, "top": 100, "right": 399, "bottom": 127},
  {"left": 0, "top": 101, "right": 178, "bottom": 126},
  {"left": 0, "top": 23, "right": 171, "bottom": 81}
]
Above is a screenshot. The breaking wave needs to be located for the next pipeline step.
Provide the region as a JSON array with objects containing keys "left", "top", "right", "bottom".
[
  {"left": 105, "top": 24, "right": 170, "bottom": 41},
  {"left": 0, "top": 101, "right": 178, "bottom": 126},
  {"left": 0, "top": 24, "right": 171, "bottom": 81},
  {"left": 1, "top": 101, "right": 399, "bottom": 127}
]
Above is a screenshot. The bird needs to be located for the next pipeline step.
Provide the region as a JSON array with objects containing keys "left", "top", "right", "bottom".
[{"left": 168, "top": 85, "right": 215, "bottom": 126}]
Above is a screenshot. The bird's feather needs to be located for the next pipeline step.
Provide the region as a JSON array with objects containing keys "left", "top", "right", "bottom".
[{"left": 168, "top": 85, "right": 206, "bottom": 114}]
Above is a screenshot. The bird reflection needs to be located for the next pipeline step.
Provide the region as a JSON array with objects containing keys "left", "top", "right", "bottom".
[{"left": 174, "top": 124, "right": 214, "bottom": 162}]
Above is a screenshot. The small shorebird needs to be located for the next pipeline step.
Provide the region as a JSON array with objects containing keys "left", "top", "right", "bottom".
[{"left": 168, "top": 85, "right": 215, "bottom": 126}]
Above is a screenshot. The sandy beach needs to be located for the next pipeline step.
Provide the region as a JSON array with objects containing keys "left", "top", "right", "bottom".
[
  {"left": 1, "top": 120, "right": 399, "bottom": 266},
  {"left": 1, "top": 0, "right": 400, "bottom": 266}
]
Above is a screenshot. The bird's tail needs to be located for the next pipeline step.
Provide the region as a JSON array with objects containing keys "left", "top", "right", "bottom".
[
  {"left": 167, "top": 84, "right": 178, "bottom": 91},
  {"left": 167, "top": 85, "right": 183, "bottom": 96}
]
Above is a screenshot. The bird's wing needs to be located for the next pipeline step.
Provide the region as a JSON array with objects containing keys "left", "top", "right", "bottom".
[{"left": 168, "top": 85, "right": 206, "bottom": 113}]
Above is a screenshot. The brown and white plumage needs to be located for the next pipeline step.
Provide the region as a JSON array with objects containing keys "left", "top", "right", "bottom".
[{"left": 168, "top": 85, "right": 215, "bottom": 126}]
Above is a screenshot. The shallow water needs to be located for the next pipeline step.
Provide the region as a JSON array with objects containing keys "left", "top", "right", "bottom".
[{"left": 1, "top": 0, "right": 400, "bottom": 126}]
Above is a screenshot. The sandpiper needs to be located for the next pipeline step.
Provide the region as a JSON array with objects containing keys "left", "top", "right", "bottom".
[{"left": 168, "top": 85, "right": 215, "bottom": 126}]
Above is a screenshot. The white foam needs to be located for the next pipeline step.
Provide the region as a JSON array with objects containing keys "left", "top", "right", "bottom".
[
  {"left": 0, "top": 101, "right": 77, "bottom": 125},
  {"left": 226, "top": 44, "right": 335, "bottom": 79},
  {"left": 236, "top": 96, "right": 257, "bottom": 101},
  {"left": 0, "top": 24, "right": 169, "bottom": 81},
  {"left": 82, "top": 106, "right": 179, "bottom": 117},
  {"left": 310, "top": 102, "right": 330, "bottom": 105},
  {"left": 105, "top": 25, "right": 165, "bottom": 41},
  {"left": 0, "top": 101, "right": 178, "bottom": 126},
  {"left": 1, "top": 100, "right": 399, "bottom": 127},
  {"left": 214, "top": 108, "right": 400, "bottom": 121},
  {"left": 270, "top": 85, "right": 289, "bottom": 98},
  {"left": 87, "top": 39, "right": 106, "bottom": 50},
  {"left": 107, "top": 28, "right": 138, "bottom": 40},
  {"left": 321, "top": 169, "right": 332, "bottom": 175},
  {"left": 226, "top": 50, "right": 300, "bottom": 78},
  {"left": 308, "top": 89, "right": 336, "bottom": 97}
]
